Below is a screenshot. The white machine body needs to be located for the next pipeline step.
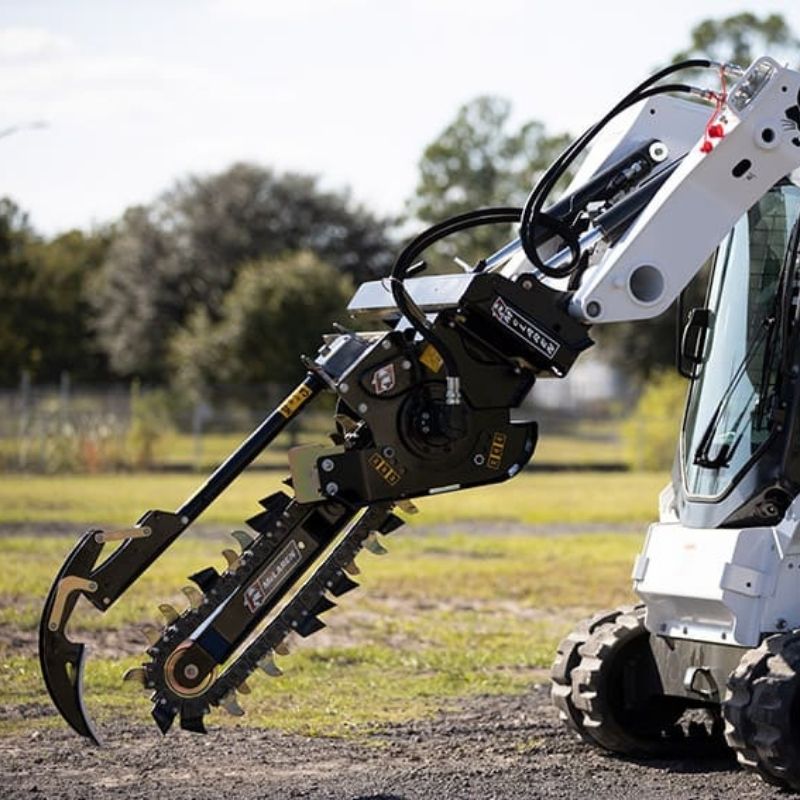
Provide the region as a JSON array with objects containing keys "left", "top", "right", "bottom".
[
  {"left": 496, "top": 59, "right": 800, "bottom": 325},
  {"left": 633, "top": 486, "right": 800, "bottom": 647},
  {"left": 539, "top": 58, "right": 800, "bottom": 650}
]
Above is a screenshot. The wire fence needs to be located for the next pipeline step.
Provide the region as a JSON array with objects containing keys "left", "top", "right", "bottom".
[{"left": 0, "top": 367, "right": 652, "bottom": 474}]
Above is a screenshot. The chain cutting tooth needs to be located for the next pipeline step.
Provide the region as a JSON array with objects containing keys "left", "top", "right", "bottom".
[
  {"left": 189, "top": 567, "right": 220, "bottom": 593},
  {"left": 328, "top": 571, "right": 359, "bottom": 597},
  {"left": 141, "top": 623, "right": 161, "bottom": 646},
  {"left": 343, "top": 559, "right": 360, "bottom": 575},
  {"left": 221, "top": 548, "right": 241, "bottom": 570},
  {"left": 257, "top": 653, "right": 283, "bottom": 677},
  {"left": 181, "top": 585, "right": 204, "bottom": 610},
  {"left": 258, "top": 491, "right": 290, "bottom": 511},
  {"left": 152, "top": 703, "right": 177, "bottom": 734},
  {"left": 363, "top": 532, "right": 388, "bottom": 555},
  {"left": 219, "top": 690, "right": 245, "bottom": 717},
  {"left": 237, "top": 679, "right": 252, "bottom": 695},
  {"left": 396, "top": 500, "right": 418, "bottom": 515},
  {"left": 296, "top": 615, "right": 325, "bottom": 638},
  {"left": 311, "top": 596, "right": 336, "bottom": 615},
  {"left": 158, "top": 603, "right": 179, "bottom": 624},
  {"left": 180, "top": 712, "right": 207, "bottom": 734},
  {"left": 231, "top": 530, "right": 254, "bottom": 550},
  {"left": 122, "top": 666, "right": 148, "bottom": 688},
  {"left": 274, "top": 636, "right": 292, "bottom": 656},
  {"left": 380, "top": 513, "right": 405, "bottom": 535}
]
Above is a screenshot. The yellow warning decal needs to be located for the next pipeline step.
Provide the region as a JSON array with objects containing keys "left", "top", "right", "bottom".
[
  {"left": 369, "top": 453, "right": 402, "bottom": 485},
  {"left": 487, "top": 432, "right": 507, "bottom": 470},
  {"left": 419, "top": 344, "right": 443, "bottom": 373},
  {"left": 278, "top": 384, "right": 313, "bottom": 419}
]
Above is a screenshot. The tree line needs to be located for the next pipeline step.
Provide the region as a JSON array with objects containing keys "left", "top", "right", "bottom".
[{"left": 0, "top": 12, "right": 793, "bottom": 390}]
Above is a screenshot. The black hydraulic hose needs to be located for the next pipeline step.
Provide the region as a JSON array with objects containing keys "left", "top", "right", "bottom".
[
  {"left": 521, "top": 83, "right": 697, "bottom": 276},
  {"left": 520, "top": 58, "right": 721, "bottom": 277},
  {"left": 389, "top": 206, "right": 522, "bottom": 400}
]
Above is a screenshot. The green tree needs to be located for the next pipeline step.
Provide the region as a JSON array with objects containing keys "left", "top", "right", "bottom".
[
  {"left": 0, "top": 198, "right": 111, "bottom": 385},
  {"left": 170, "top": 251, "right": 353, "bottom": 394},
  {"left": 0, "top": 198, "right": 39, "bottom": 384},
  {"left": 28, "top": 227, "right": 112, "bottom": 382},
  {"left": 622, "top": 370, "right": 687, "bottom": 471},
  {"left": 95, "top": 163, "right": 394, "bottom": 381},
  {"left": 672, "top": 12, "right": 799, "bottom": 66},
  {"left": 408, "top": 96, "right": 569, "bottom": 265}
]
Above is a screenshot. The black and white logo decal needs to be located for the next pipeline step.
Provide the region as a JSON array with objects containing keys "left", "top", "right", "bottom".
[
  {"left": 244, "top": 540, "right": 302, "bottom": 613},
  {"left": 490, "top": 297, "right": 560, "bottom": 359},
  {"left": 370, "top": 363, "right": 396, "bottom": 394}
]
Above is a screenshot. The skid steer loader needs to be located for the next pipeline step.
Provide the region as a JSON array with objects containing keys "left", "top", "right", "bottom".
[{"left": 39, "top": 55, "right": 800, "bottom": 791}]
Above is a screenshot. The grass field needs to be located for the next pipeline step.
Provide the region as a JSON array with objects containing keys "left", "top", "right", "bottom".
[
  {"left": 0, "top": 421, "right": 626, "bottom": 473},
  {"left": 0, "top": 470, "right": 666, "bottom": 527},
  {"left": 0, "top": 466, "right": 661, "bottom": 739}
]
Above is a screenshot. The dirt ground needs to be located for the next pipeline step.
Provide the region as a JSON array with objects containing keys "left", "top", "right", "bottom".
[
  {"left": 2, "top": 520, "right": 790, "bottom": 798},
  {"left": 0, "top": 686, "right": 787, "bottom": 800}
]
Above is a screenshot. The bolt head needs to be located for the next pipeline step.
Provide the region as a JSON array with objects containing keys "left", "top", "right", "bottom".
[
  {"left": 358, "top": 403, "right": 368, "bottom": 414},
  {"left": 381, "top": 339, "right": 392, "bottom": 350},
  {"left": 586, "top": 300, "right": 602, "bottom": 319},
  {"left": 320, "top": 458, "right": 335, "bottom": 472},
  {"left": 325, "top": 482, "right": 339, "bottom": 496},
  {"left": 339, "top": 382, "right": 349, "bottom": 393}
]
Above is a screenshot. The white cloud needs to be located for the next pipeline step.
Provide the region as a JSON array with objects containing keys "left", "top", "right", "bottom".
[{"left": 0, "top": 27, "right": 75, "bottom": 62}]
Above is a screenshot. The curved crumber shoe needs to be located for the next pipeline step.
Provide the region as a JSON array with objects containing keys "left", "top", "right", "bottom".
[
  {"left": 39, "top": 511, "right": 186, "bottom": 745},
  {"left": 39, "top": 374, "right": 327, "bottom": 743},
  {"left": 39, "top": 530, "right": 104, "bottom": 744}
]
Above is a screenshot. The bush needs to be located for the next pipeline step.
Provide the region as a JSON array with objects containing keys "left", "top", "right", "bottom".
[
  {"left": 126, "top": 381, "right": 175, "bottom": 468},
  {"left": 622, "top": 371, "right": 688, "bottom": 471}
]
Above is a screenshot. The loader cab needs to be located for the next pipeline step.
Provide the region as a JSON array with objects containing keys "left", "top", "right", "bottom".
[{"left": 676, "top": 177, "right": 800, "bottom": 527}]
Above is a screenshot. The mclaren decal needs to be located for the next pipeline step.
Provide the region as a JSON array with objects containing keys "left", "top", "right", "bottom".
[{"left": 244, "top": 540, "right": 303, "bottom": 613}]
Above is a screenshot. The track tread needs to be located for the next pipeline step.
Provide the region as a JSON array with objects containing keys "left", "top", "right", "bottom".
[
  {"left": 722, "top": 640, "right": 776, "bottom": 784},
  {"left": 571, "top": 606, "right": 723, "bottom": 758},
  {"left": 727, "top": 632, "right": 800, "bottom": 790},
  {"left": 550, "top": 607, "right": 630, "bottom": 743}
]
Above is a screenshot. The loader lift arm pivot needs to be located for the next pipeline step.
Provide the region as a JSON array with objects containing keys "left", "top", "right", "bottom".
[{"left": 40, "top": 55, "right": 800, "bottom": 742}]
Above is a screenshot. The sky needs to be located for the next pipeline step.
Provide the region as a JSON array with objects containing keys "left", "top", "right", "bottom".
[{"left": 3, "top": 0, "right": 800, "bottom": 235}]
